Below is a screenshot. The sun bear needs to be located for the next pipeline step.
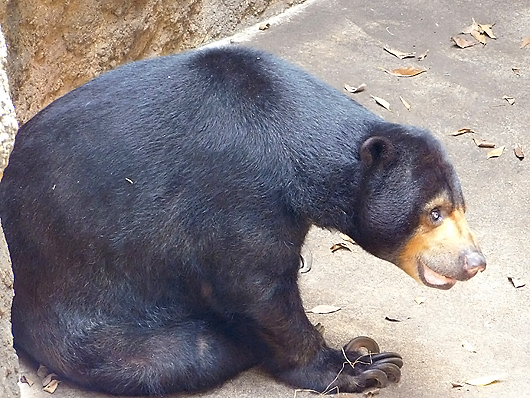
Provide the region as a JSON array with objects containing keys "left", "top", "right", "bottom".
[{"left": 0, "top": 46, "right": 485, "bottom": 395}]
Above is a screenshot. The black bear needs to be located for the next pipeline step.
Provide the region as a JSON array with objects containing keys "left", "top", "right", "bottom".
[{"left": 0, "top": 46, "right": 485, "bottom": 395}]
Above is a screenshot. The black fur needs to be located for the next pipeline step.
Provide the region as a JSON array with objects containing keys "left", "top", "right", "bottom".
[{"left": 0, "top": 46, "right": 461, "bottom": 395}]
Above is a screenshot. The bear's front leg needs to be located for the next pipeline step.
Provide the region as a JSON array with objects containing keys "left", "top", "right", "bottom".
[
  {"left": 271, "top": 333, "right": 403, "bottom": 393},
  {"left": 242, "top": 265, "right": 403, "bottom": 393}
]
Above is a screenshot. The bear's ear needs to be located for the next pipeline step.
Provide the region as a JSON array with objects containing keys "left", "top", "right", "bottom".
[{"left": 360, "top": 136, "right": 394, "bottom": 168}]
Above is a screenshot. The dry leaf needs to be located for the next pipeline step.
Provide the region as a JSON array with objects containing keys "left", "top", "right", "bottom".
[
  {"left": 462, "top": 341, "right": 477, "bottom": 353},
  {"left": 508, "top": 276, "right": 526, "bottom": 288},
  {"left": 521, "top": 37, "right": 530, "bottom": 49},
  {"left": 414, "top": 296, "right": 426, "bottom": 305},
  {"left": 36, "top": 365, "right": 49, "bottom": 378},
  {"left": 512, "top": 67, "right": 521, "bottom": 76},
  {"left": 473, "top": 137, "right": 496, "bottom": 148},
  {"left": 452, "top": 35, "right": 477, "bottom": 48},
  {"left": 514, "top": 143, "right": 524, "bottom": 160},
  {"left": 451, "top": 128, "right": 474, "bottom": 136},
  {"left": 470, "top": 29, "right": 487, "bottom": 45},
  {"left": 465, "top": 374, "right": 503, "bottom": 386},
  {"left": 258, "top": 22, "right": 270, "bottom": 31},
  {"left": 41, "top": 373, "right": 57, "bottom": 387},
  {"left": 314, "top": 322, "right": 325, "bottom": 335},
  {"left": 363, "top": 388, "right": 381, "bottom": 397},
  {"left": 461, "top": 18, "right": 480, "bottom": 34},
  {"left": 451, "top": 381, "right": 465, "bottom": 388},
  {"left": 330, "top": 242, "right": 351, "bottom": 252},
  {"left": 487, "top": 146, "right": 505, "bottom": 158},
  {"left": 385, "top": 316, "right": 403, "bottom": 322},
  {"left": 370, "top": 95, "right": 391, "bottom": 111},
  {"left": 344, "top": 83, "right": 366, "bottom": 93},
  {"left": 299, "top": 251, "right": 312, "bottom": 273},
  {"left": 502, "top": 95, "right": 515, "bottom": 105},
  {"left": 43, "top": 379, "right": 60, "bottom": 393},
  {"left": 384, "top": 47, "right": 416, "bottom": 59},
  {"left": 20, "top": 375, "right": 35, "bottom": 387},
  {"left": 339, "top": 233, "right": 356, "bottom": 244},
  {"left": 417, "top": 49, "right": 429, "bottom": 60},
  {"left": 400, "top": 96, "right": 411, "bottom": 111},
  {"left": 479, "top": 24, "right": 496, "bottom": 39},
  {"left": 383, "top": 66, "right": 427, "bottom": 77},
  {"left": 41, "top": 373, "right": 58, "bottom": 387},
  {"left": 308, "top": 305, "right": 341, "bottom": 314}
]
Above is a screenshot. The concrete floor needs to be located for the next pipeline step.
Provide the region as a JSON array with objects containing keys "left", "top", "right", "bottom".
[{"left": 19, "top": 0, "right": 530, "bottom": 397}]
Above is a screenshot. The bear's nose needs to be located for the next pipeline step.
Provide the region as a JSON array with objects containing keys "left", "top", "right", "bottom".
[{"left": 461, "top": 249, "right": 487, "bottom": 277}]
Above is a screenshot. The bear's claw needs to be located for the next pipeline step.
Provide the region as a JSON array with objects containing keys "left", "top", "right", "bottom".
[
  {"left": 344, "top": 336, "right": 381, "bottom": 354},
  {"left": 343, "top": 337, "right": 403, "bottom": 390},
  {"left": 353, "top": 356, "right": 403, "bottom": 388},
  {"left": 372, "top": 363, "right": 402, "bottom": 383},
  {"left": 358, "top": 368, "right": 390, "bottom": 388}
]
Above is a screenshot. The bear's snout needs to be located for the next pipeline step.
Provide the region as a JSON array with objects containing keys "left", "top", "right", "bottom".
[
  {"left": 396, "top": 201, "right": 486, "bottom": 290},
  {"left": 460, "top": 249, "right": 487, "bottom": 278}
]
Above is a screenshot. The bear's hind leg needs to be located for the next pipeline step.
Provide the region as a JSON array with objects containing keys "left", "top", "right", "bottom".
[{"left": 51, "top": 317, "right": 260, "bottom": 395}]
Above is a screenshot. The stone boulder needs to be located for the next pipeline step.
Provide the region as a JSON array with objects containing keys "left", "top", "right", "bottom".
[
  {"left": 1, "top": 0, "right": 303, "bottom": 123},
  {"left": 0, "top": 24, "right": 20, "bottom": 398}
]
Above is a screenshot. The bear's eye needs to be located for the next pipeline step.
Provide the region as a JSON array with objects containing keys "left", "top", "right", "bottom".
[{"left": 429, "top": 208, "right": 443, "bottom": 224}]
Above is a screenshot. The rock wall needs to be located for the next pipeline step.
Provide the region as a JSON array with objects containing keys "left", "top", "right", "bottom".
[
  {"left": 0, "top": 25, "right": 20, "bottom": 398},
  {"left": 0, "top": 0, "right": 303, "bottom": 124}
]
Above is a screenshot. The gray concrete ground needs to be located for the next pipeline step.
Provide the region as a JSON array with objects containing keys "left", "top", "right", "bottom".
[{"left": 18, "top": 0, "right": 530, "bottom": 397}]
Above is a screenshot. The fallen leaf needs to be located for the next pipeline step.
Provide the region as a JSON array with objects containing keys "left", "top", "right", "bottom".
[
  {"left": 384, "top": 315, "right": 409, "bottom": 322},
  {"left": 339, "top": 233, "right": 356, "bottom": 244},
  {"left": 417, "top": 49, "right": 429, "bottom": 60},
  {"left": 461, "top": 18, "right": 480, "bottom": 34},
  {"left": 521, "top": 37, "right": 530, "bottom": 49},
  {"left": 43, "top": 379, "right": 60, "bottom": 393},
  {"left": 465, "top": 374, "right": 503, "bottom": 386},
  {"left": 502, "top": 95, "right": 515, "bottom": 105},
  {"left": 470, "top": 29, "right": 487, "bottom": 45},
  {"left": 399, "top": 96, "right": 411, "bottom": 110},
  {"left": 451, "top": 381, "right": 465, "bottom": 388},
  {"left": 451, "top": 128, "right": 474, "bottom": 136},
  {"left": 487, "top": 146, "right": 505, "bottom": 158},
  {"left": 473, "top": 137, "right": 496, "bottom": 148},
  {"left": 383, "top": 66, "right": 427, "bottom": 77},
  {"left": 514, "top": 143, "right": 524, "bottom": 160},
  {"left": 512, "top": 67, "right": 521, "bottom": 76},
  {"left": 414, "top": 296, "right": 426, "bottom": 305},
  {"left": 41, "top": 373, "right": 58, "bottom": 387},
  {"left": 20, "top": 375, "right": 34, "bottom": 387},
  {"left": 452, "top": 35, "right": 477, "bottom": 48},
  {"left": 370, "top": 95, "right": 391, "bottom": 111},
  {"left": 462, "top": 341, "right": 477, "bottom": 353},
  {"left": 36, "top": 365, "right": 49, "bottom": 378},
  {"left": 508, "top": 276, "right": 526, "bottom": 288},
  {"left": 479, "top": 24, "right": 496, "bottom": 39},
  {"left": 330, "top": 242, "right": 351, "bottom": 253},
  {"left": 363, "top": 388, "right": 380, "bottom": 397},
  {"left": 383, "top": 47, "right": 416, "bottom": 59},
  {"left": 299, "top": 252, "right": 312, "bottom": 273},
  {"left": 308, "top": 305, "right": 341, "bottom": 314},
  {"left": 259, "top": 22, "right": 270, "bottom": 31},
  {"left": 314, "top": 322, "right": 325, "bottom": 335},
  {"left": 344, "top": 83, "right": 366, "bottom": 93}
]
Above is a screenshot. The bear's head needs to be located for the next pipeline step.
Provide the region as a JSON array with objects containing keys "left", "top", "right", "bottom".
[{"left": 351, "top": 124, "right": 486, "bottom": 290}]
